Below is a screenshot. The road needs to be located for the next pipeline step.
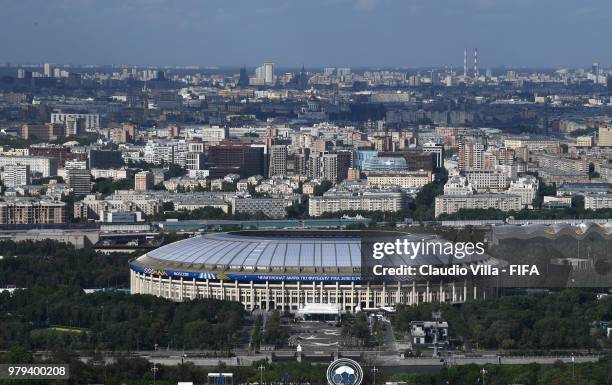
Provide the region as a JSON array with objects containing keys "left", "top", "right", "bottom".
[
  {"left": 382, "top": 319, "right": 398, "bottom": 354},
  {"left": 77, "top": 352, "right": 602, "bottom": 367}
]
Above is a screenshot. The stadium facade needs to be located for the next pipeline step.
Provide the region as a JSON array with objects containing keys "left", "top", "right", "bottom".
[{"left": 130, "top": 230, "right": 498, "bottom": 312}]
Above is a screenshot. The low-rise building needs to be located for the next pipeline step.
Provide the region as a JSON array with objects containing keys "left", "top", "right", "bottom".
[
  {"left": 74, "top": 194, "right": 161, "bottom": 220},
  {"left": 434, "top": 193, "right": 522, "bottom": 217},
  {"left": 0, "top": 199, "right": 66, "bottom": 224},
  {"left": 443, "top": 175, "right": 475, "bottom": 195},
  {"left": 232, "top": 197, "right": 295, "bottom": 218},
  {"left": 366, "top": 171, "right": 431, "bottom": 188},
  {"left": 557, "top": 183, "right": 612, "bottom": 196},
  {"left": 464, "top": 170, "right": 509, "bottom": 192},
  {"left": 507, "top": 175, "right": 539, "bottom": 207},
  {"left": 584, "top": 194, "right": 612, "bottom": 210},
  {"left": 309, "top": 188, "right": 407, "bottom": 216},
  {"left": 0, "top": 155, "right": 58, "bottom": 177}
]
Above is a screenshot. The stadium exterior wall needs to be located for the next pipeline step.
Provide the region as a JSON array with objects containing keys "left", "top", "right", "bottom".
[
  {"left": 129, "top": 231, "right": 495, "bottom": 312},
  {"left": 130, "top": 269, "right": 490, "bottom": 311}
]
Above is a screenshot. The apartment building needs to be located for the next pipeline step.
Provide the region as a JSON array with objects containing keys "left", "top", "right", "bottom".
[
  {"left": 0, "top": 199, "right": 66, "bottom": 224},
  {"left": 434, "top": 194, "right": 522, "bottom": 217},
  {"left": 309, "top": 190, "right": 407, "bottom": 216},
  {"left": 367, "top": 171, "right": 431, "bottom": 188}
]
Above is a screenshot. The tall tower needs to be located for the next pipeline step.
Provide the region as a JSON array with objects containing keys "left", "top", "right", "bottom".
[
  {"left": 473, "top": 48, "right": 479, "bottom": 79},
  {"left": 263, "top": 62, "right": 274, "bottom": 85},
  {"left": 463, "top": 48, "right": 468, "bottom": 78}
]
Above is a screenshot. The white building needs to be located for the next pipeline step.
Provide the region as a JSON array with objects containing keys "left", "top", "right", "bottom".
[
  {"left": 2, "top": 164, "right": 31, "bottom": 188},
  {"left": 0, "top": 156, "right": 57, "bottom": 177},
  {"left": 464, "top": 170, "right": 509, "bottom": 192},
  {"left": 51, "top": 113, "right": 100, "bottom": 130},
  {"left": 309, "top": 190, "right": 407, "bottom": 216},
  {"left": 367, "top": 171, "right": 432, "bottom": 188},
  {"left": 186, "top": 152, "right": 206, "bottom": 171},
  {"left": 434, "top": 194, "right": 522, "bottom": 217},
  {"left": 443, "top": 175, "right": 474, "bottom": 195},
  {"left": 584, "top": 194, "right": 612, "bottom": 210},
  {"left": 200, "top": 127, "right": 228, "bottom": 142},
  {"left": 422, "top": 142, "right": 444, "bottom": 168},
  {"left": 507, "top": 175, "right": 539, "bottom": 208}
]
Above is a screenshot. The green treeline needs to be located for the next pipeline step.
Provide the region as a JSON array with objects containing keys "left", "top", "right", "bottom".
[
  {"left": 0, "top": 287, "right": 245, "bottom": 352},
  {"left": 393, "top": 290, "right": 612, "bottom": 350},
  {"left": 389, "top": 357, "right": 612, "bottom": 385},
  {"left": 2, "top": 350, "right": 611, "bottom": 385},
  {"left": 0, "top": 240, "right": 131, "bottom": 288}
]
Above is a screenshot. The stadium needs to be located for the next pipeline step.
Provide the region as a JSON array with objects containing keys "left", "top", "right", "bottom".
[{"left": 130, "top": 230, "right": 499, "bottom": 315}]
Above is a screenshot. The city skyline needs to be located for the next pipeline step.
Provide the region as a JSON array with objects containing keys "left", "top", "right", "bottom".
[{"left": 0, "top": 0, "right": 610, "bottom": 68}]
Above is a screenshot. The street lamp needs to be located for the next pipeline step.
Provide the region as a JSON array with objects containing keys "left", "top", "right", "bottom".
[
  {"left": 372, "top": 366, "right": 379, "bottom": 385},
  {"left": 480, "top": 368, "right": 487, "bottom": 385},
  {"left": 259, "top": 364, "right": 265, "bottom": 385},
  {"left": 151, "top": 363, "right": 158, "bottom": 385}
]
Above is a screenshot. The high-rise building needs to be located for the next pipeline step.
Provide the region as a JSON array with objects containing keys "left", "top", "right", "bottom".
[
  {"left": 321, "top": 153, "right": 338, "bottom": 182},
  {"left": 268, "top": 144, "right": 288, "bottom": 177},
  {"left": 254, "top": 62, "right": 275, "bottom": 85},
  {"left": 294, "top": 148, "right": 310, "bottom": 176},
  {"left": 308, "top": 152, "right": 340, "bottom": 182},
  {"left": 238, "top": 66, "right": 249, "bottom": 87},
  {"left": 65, "top": 167, "right": 92, "bottom": 196},
  {"left": 422, "top": 142, "right": 445, "bottom": 168},
  {"left": 185, "top": 152, "right": 206, "bottom": 171},
  {"left": 263, "top": 62, "right": 274, "bottom": 85},
  {"left": 336, "top": 151, "right": 352, "bottom": 182},
  {"left": 458, "top": 139, "right": 485, "bottom": 170},
  {"left": 43, "top": 63, "right": 52, "bottom": 77},
  {"left": 134, "top": 171, "right": 154, "bottom": 191}
]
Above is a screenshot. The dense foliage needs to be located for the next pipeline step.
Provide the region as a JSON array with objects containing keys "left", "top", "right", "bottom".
[
  {"left": 2, "top": 349, "right": 611, "bottom": 385},
  {"left": 393, "top": 290, "right": 612, "bottom": 350},
  {"left": 92, "top": 177, "right": 134, "bottom": 195},
  {"left": 341, "top": 311, "right": 373, "bottom": 346},
  {"left": 388, "top": 357, "right": 612, "bottom": 385},
  {"left": 0, "top": 287, "right": 245, "bottom": 352},
  {"left": 0, "top": 240, "right": 131, "bottom": 288},
  {"left": 262, "top": 310, "right": 288, "bottom": 346}
]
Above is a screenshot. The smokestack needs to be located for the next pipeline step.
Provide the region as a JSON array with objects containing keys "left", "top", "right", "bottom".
[
  {"left": 463, "top": 48, "right": 468, "bottom": 78},
  {"left": 473, "top": 48, "right": 479, "bottom": 79}
]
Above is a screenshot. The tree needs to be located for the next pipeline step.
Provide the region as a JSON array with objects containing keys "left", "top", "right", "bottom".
[{"left": 313, "top": 180, "right": 333, "bottom": 196}]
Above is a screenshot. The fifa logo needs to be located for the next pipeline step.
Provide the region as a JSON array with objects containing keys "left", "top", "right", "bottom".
[{"left": 326, "top": 358, "right": 363, "bottom": 385}]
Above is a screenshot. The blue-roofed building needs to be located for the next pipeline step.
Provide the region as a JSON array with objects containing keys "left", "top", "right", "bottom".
[
  {"left": 352, "top": 150, "right": 378, "bottom": 169},
  {"left": 362, "top": 156, "right": 408, "bottom": 172}
]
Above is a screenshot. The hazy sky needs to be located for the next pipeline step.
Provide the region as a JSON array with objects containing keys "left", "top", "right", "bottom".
[{"left": 0, "top": 0, "right": 609, "bottom": 68}]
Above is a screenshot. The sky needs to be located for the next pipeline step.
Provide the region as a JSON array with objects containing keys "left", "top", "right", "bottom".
[{"left": 0, "top": 0, "right": 609, "bottom": 69}]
